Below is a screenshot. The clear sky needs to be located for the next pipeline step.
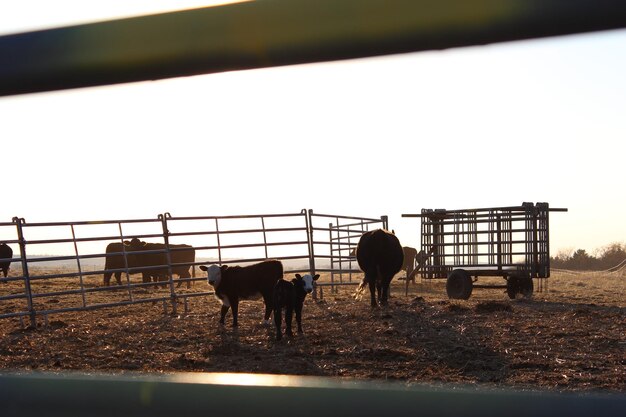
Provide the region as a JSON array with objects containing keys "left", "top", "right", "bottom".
[{"left": 1, "top": 1, "right": 625, "bottom": 257}]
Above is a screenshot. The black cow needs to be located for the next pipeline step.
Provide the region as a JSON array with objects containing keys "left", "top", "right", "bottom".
[
  {"left": 200, "top": 260, "right": 283, "bottom": 328},
  {"left": 272, "top": 273, "right": 319, "bottom": 340},
  {"left": 355, "top": 229, "right": 404, "bottom": 307},
  {"left": 0, "top": 243, "right": 13, "bottom": 281},
  {"left": 103, "top": 238, "right": 195, "bottom": 288}
]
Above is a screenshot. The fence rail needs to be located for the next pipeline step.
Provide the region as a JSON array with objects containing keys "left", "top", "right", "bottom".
[
  {"left": 1, "top": 371, "right": 624, "bottom": 417},
  {"left": 0, "top": 209, "right": 387, "bottom": 326}
]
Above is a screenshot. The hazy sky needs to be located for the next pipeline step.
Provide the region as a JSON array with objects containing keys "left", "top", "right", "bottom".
[{"left": 1, "top": 1, "right": 625, "bottom": 256}]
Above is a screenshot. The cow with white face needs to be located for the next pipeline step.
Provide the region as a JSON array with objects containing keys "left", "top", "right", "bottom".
[
  {"left": 272, "top": 273, "right": 319, "bottom": 340},
  {"left": 200, "top": 260, "right": 283, "bottom": 328}
]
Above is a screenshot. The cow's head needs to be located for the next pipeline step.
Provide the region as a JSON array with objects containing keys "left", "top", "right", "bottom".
[
  {"left": 200, "top": 264, "right": 223, "bottom": 287},
  {"left": 125, "top": 238, "right": 146, "bottom": 249},
  {"left": 293, "top": 273, "right": 320, "bottom": 294}
]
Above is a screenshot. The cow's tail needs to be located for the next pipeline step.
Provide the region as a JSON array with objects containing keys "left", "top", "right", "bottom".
[
  {"left": 353, "top": 278, "right": 367, "bottom": 300},
  {"left": 353, "top": 265, "right": 383, "bottom": 300}
]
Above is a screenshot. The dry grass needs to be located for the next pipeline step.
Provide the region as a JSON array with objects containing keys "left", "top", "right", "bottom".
[{"left": 0, "top": 268, "right": 624, "bottom": 392}]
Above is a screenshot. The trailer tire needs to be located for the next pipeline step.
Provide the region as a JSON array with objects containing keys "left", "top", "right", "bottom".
[
  {"left": 507, "top": 274, "right": 533, "bottom": 299},
  {"left": 446, "top": 269, "right": 472, "bottom": 300}
]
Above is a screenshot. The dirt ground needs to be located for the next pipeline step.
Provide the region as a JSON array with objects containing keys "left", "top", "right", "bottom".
[{"left": 0, "top": 270, "right": 624, "bottom": 393}]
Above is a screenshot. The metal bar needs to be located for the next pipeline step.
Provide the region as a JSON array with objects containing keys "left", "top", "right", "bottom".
[
  {"left": 160, "top": 213, "right": 177, "bottom": 314},
  {"left": 9, "top": 218, "right": 161, "bottom": 227},
  {"left": 329, "top": 222, "right": 336, "bottom": 293},
  {"left": 167, "top": 226, "right": 308, "bottom": 239},
  {"left": 3, "top": 371, "right": 624, "bottom": 417},
  {"left": 305, "top": 210, "right": 317, "bottom": 299},
  {"left": 13, "top": 217, "right": 36, "bottom": 327},
  {"left": 261, "top": 217, "right": 269, "bottom": 260},
  {"left": 2, "top": 1, "right": 626, "bottom": 97},
  {"left": 118, "top": 222, "right": 134, "bottom": 302},
  {"left": 307, "top": 212, "right": 383, "bottom": 222},
  {"left": 215, "top": 218, "right": 222, "bottom": 265},
  {"left": 166, "top": 212, "right": 306, "bottom": 221},
  {"left": 70, "top": 224, "right": 88, "bottom": 308}
]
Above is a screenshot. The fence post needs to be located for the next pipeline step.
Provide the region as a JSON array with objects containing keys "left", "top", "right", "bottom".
[
  {"left": 382, "top": 215, "right": 389, "bottom": 231},
  {"left": 160, "top": 213, "right": 177, "bottom": 315},
  {"left": 305, "top": 209, "right": 317, "bottom": 299},
  {"left": 12, "top": 217, "right": 36, "bottom": 328},
  {"left": 70, "top": 224, "right": 87, "bottom": 308},
  {"left": 261, "top": 216, "right": 269, "bottom": 259},
  {"left": 328, "top": 223, "right": 334, "bottom": 294}
]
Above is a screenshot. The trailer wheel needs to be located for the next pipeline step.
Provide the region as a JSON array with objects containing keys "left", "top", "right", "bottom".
[
  {"left": 446, "top": 269, "right": 472, "bottom": 300},
  {"left": 507, "top": 274, "right": 533, "bottom": 299}
]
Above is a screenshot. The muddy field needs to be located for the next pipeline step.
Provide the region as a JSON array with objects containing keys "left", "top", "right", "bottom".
[{"left": 0, "top": 270, "right": 624, "bottom": 392}]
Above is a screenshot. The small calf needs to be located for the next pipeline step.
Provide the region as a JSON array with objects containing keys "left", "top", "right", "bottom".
[{"left": 273, "top": 273, "right": 319, "bottom": 340}]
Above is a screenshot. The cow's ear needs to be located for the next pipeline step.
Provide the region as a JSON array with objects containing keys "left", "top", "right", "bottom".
[
  {"left": 123, "top": 240, "right": 131, "bottom": 246},
  {"left": 221, "top": 265, "right": 229, "bottom": 272},
  {"left": 295, "top": 274, "right": 302, "bottom": 279},
  {"left": 313, "top": 274, "right": 320, "bottom": 281},
  {"left": 291, "top": 278, "right": 298, "bottom": 285},
  {"left": 199, "top": 265, "right": 208, "bottom": 271}
]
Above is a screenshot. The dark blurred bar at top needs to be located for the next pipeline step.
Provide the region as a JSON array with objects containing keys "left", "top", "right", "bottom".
[{"left": 1, "top": 0, "right": 626, "bottom": 96}]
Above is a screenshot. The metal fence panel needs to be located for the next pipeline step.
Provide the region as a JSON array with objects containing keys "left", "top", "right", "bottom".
[{"left": 0, "top": 209, "right": 388, "bottom": 325}]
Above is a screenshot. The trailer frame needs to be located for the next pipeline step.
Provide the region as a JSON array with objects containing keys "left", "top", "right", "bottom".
[{"left": 402, "top": 202, "right": 567, "bottom": 299}]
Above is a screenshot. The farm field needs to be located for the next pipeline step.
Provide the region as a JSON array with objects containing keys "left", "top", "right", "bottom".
[{"left": 0, "top": 269, "right": 624, "bottom": 393}]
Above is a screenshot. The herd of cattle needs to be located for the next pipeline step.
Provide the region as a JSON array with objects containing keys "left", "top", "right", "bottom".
[
  {"left": 103, "top": 238, "right": 195, "bottom": 288},
  {"left": 1, "top": 229, "right": 414, "bottom": 340},
  {"left": 197, "top": 229, "right": 403, "bottom": 340}
]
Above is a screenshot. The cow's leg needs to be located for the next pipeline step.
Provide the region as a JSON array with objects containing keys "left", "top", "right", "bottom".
[
  {"left": 231, "top": 298, "right": 239, "bottom": 327},
  {"left": 262, "top": 294, "right": 273, "bottom": 324},
  {"left": 368, "top": 277, "right": 378, "bottom": 307},
  {"left": 219, "top": 305, "right": 230, "bottom": 325},
  {"left": 142, "top": 273, "right": 150, "bottom": 283},
  {"left": 274, "top": 306, "right": 283, "bottom": 340},
  {"left": 103, "top": 272, "right": 112, "bottom": 286},
  {"left": 285, "top": 304, "right": 294, "bottom": 338},
  {"left": 219, "top": 296, "right": 231, "bottom": 325},
  {"left": 177, "top": 269, "right": 191, "bottom": 289},
  {"left": 115, "top": 272, "right": 122, "bottom": 285},
  {"left": 295, "top": 301, "right": 304, "bottom": 333},
  {"left": 380, "top": 281, "right": 390, "bottom": 306}
]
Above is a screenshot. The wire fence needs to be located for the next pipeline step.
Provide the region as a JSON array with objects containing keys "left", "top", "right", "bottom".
[{"left": 0, "top": 209, "right": 387, "bottom": 326}]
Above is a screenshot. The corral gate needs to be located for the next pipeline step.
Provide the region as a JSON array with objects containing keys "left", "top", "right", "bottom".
[
  {"left": 0, "top": 209, "right": 388, "bottom": 326},
  {"left": 309, "top": 212, "right": 388, "bottom": 298}
]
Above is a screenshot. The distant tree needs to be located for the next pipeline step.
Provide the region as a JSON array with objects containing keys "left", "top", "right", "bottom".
[
  {"left": 551, "top": 247, "right": 574, "bottom": 268},
  {"left": 595, "top": 242, "right": 626, "bottom": 270},
  {"left": 569, "top": 249, "right": 596, "bottom": 270},
  {"left": 552, "top": 243, "right": 625, "bottom": 271}
]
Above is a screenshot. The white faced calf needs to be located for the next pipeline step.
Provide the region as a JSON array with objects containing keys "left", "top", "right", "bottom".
[{"left": 200, "top": 260, "right": 283, "bottom": 327}]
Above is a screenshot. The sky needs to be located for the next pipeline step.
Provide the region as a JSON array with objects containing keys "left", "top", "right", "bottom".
[{"left": 1, "top": 1, "right": 625, "bottom": 257}]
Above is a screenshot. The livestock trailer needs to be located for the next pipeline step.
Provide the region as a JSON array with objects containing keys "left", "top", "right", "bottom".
[{"left": 402, "top": 203, "right": 567, "bottom": 300}]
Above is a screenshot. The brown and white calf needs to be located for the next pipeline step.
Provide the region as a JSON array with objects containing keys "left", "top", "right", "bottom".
[
  {"left": 272, "top": 273, "right": 319, "bottom": 340},
  {"left": 200, "top": 260, "right": 283, "bottom": 327}
]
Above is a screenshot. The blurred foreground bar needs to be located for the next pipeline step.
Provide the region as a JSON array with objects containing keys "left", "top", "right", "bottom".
[
  {"left": 2, "top": 0, "right": 626, "bottom": 96},
  {"left": 0, "top": 372, "right": 624, "bottom": 417}
]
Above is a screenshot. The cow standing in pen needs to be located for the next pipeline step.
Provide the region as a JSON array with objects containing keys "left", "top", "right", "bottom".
[
  {"left": 200, "top": 259, "right": 283, "bottom": 327},
  {"left": 402, "top": 246, "right": 418, "bottom": 283},
  {"left": 103, "top": 239, "right": 195, "bottom": 288},
  {"left": 355, "top": 229, "right": 404, "bottom": 307},
  {"left": 273, "top": 273, "right": 319, "bottom": 340},
  {"left": 0, "top": 243, "right": 13, "bottom": 281}
]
